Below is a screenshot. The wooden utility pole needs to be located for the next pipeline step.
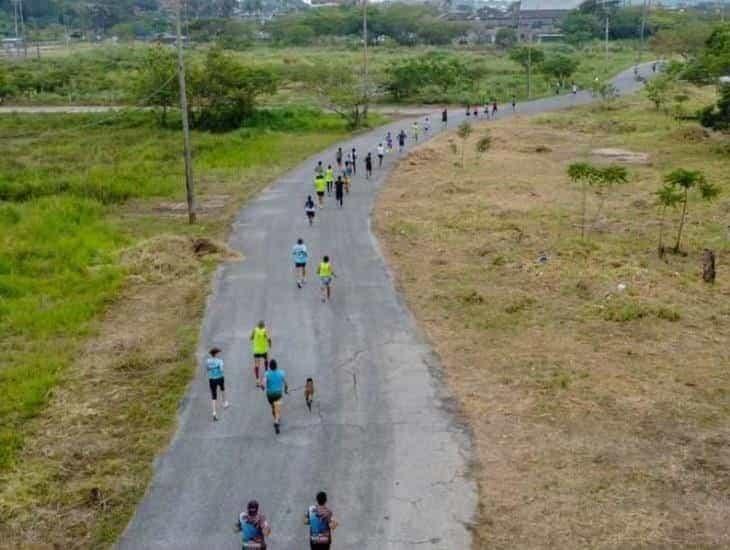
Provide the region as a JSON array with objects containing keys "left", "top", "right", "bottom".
[
  {"left": 362, "top": 0, "right": 369, "bottom": 119},
  {"left": 175, "top": 1, "right": 196, "bottom": 224},
  {"left": 603, "top": 0, "right": 609, "bottom": 70}
]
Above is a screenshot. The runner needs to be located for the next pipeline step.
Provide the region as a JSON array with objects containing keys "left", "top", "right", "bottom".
[
  {"left": 466, "top": 103, "right": 471, "bottom": 117},
  {"left": 364, "top": 152, "right": 373, "bottom": 179},
  {"left": 423, "top": 115, "right": 431, "bottom": 134},
  {"left": 351, "top": 148, "right": 357, "bottom": 174},
  {"left": 398, "top": 130, "right": 406, "bottom": 153},
  {"left": 315, "top": 161, "right": 324, "bottom": 177},
  {"left": 572, "top": 82, "right": 578, "bottom": 94},
  {"left": 305, "top": 195, "right": 316, "bottom": 226},
  {"left": 386, "top": 131, "right": 393, "bottom": 151},
  {"left": 441, "top": 107, "right": 448, "bottom": 129},
  {"left": 343, "top": 171, "right": 351, "bottom": 194},
  {"left": 377, "top": 143, "right": 385, "bottom": 168},
  {"left": 205, "top": 347, "right": 228, "bottom": 422},
  {"left": 473, "top": 106, "right": 478, "bottom": 118},
  {"left": 264, "top": 359, "right": 288, "bottom": 434},
  {"left": 344, "top": 159, "right": 353, "bottom": 178},
  {"left": 411, "top": 120, "right": 419, "bottom": 142},
  {"left": 511, "top": 95, "right": 517, "bottom": 111},
  {"left": 325, "top": 165, "right": 334, "bottom": 196},
  {"left": 317, "top": 256, "right": 335, "bottom": 303},
  {"left": 491, "top": 100, "right": 498, "bottom": 119},
  {"left": 335, "top": 175, "right": 345, "bottom": 208},
  {"left": 314, "top": 173, "right": 326, "bottom": 207},
  {"left": 305, "top": 491, "right": 338, "bottom": 550},
  {"left": 237, "top": 500, "right": 271, "bottom": 549},
  {"left": 305, "top": 377, "right": 315, "bottom": 412},
  {"left": 335, "top": 147, "right": 343, "bottom": 168},
  {"left": 250, "top": 321, "right": 271, "bottom": 388},
  {"left": 292, "top": 238, "right": 309, "bottom": 288}
]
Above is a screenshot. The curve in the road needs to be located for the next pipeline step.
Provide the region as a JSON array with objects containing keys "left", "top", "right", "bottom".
[{"left": 119, "top": 63, "right": 656, "bottom": 550}]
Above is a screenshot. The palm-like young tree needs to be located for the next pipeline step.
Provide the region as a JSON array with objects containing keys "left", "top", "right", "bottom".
[{"left": 662, "top": 169, "right": 719, "bottom": 254}]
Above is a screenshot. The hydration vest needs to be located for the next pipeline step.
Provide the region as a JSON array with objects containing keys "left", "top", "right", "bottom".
[{"left": 308, "top": 506, "right": 331, "bottom": 544}]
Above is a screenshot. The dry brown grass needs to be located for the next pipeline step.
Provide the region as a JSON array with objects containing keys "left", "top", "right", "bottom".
[
  {"left": 0, "top": 235, "right": 239, "bottom": 548},
  {"left": 375, "top": 94, "right": 730, "bottom": 548}
]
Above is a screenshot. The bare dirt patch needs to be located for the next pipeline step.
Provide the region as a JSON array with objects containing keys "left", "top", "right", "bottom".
[{"left": 375, "top": 104, "right": 730, "bottom": 548}]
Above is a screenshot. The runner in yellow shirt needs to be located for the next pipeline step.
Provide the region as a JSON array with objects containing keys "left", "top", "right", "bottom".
[
  {"left": 314, "top": 173, "right": 326, "bottom": 208},
  {"left": 250, "top": 320, "right": 272, "bottom": 388},
  {"left": 317, "top": 256, "right": 336, "bottom": 303}
]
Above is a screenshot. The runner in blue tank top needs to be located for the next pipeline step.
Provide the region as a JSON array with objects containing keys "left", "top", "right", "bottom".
[
  {"left": 236, "top": 500, "right": 271, "bottom": 549},
  {"left": 305, "top": 491, "right": 338, "bottom": 550},
  {"left": 264, "top": 359, "right": 288, "bottom": 434}
]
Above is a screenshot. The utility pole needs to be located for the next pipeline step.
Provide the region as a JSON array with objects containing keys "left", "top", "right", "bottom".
[
  {"left": 527, "top": 39, "right": 532, "bottom": 99},
  {"left": 637, "top": 0, "right": 649, "bottom": 66},
  {"left": 362, "top": 0, "right": 369, "bottom": 120},
  {"left": 603, "top": 0, "right": 609, "bottom": 71},
  {"left": 175, "top": 0, "right": 196, "bottom": 224}
]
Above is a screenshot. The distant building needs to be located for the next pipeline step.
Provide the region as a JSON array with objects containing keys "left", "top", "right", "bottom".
[{"left": 516, "top": 0, "right": 583, "bottom": 41}]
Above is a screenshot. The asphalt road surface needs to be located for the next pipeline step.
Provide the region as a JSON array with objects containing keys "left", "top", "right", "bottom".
[{"left": 119, "top": 63, "right": 656, "bottom": 550}]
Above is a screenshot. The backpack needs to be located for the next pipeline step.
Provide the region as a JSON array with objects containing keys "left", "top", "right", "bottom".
[
  {"left": 241, "top": 514, "right": 264, "bottom": 545},
  {"left": 308, "top": 506, "right": 331, "bottom": 544}
]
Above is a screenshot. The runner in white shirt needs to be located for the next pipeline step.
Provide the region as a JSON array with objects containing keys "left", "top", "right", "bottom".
[{"left": 377, "top": 143, "right": 385, "bottom": 168}]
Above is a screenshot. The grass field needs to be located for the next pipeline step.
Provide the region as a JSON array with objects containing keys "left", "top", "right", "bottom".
[
  {"left": 375, "top": 89, "right": 730, "bottom": 547},
  {"left": 0, "top": 41, "right": 649, "bottom": 107},
  {"left": 0, "top": 108, "right": 353, "bottom": 546}
]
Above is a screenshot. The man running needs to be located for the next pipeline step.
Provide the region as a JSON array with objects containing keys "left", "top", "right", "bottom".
[
  {"left": 317, "top": 256, "right": 335, "bottom": 303},
  {"left": 305, "top": 491, "right": 338, "bottom": 550},
  {"left": 344, "top": 159, "right": 353, "bottom": 178},
  {"left": 441, "top": 107, "right": 448, "bottom": 129},
  {"left": 205, "top": 347, "right": 228, "bottom": 421},
  {"left": 305, "top": 195, "right": 316, "bottom": 225},
  {"left": 335, "top": 147, "right": 343, "bottom": 168},
  {"left": 411, "top": 120, "right": 419, "bottom": 142},
  {"left": 315, "top": 161, "right": 324, "bottom": 177},
  {"left": 250, "top": 321, "right": 271, "bottom": 388},
  {"left": 237, "top": 500, "right": 271, "bottom": 549},
  {"left": 351, "top": 148, "right": 357, "bottom": 174},
  {"left": 511, "top": 95, "right": 517, "bottom": 111},
  {"left": 325, "top": 165, "right": 334, "bottom": 196},
  {"left": 264, "top": 359, "right": 288, "bottom": 434},
  {"left": 398, "top": 130, "right": 406, "bottom": 153},
  {"left": 491, "top": 100, "right": 498, "bottom": 119},
  {"left": 292, "top": 238, "right": 309, "bottom": 288},
  {"left": 314, "top": 173, "right": 326, "bottom": 207},
  {"left": 386, "top": 131, "right": 393, "bottom": 151},
  {"left": 335, "top": 176, "right": 345, "bottom": 208},
  {"left": 424, "top": 115, "right": 431, "bottom": 134},
  {"left": 377, "top": 143, "right": 385, "bottom": 168},
  {"left": 364, "top": 152, "right": 373, "bottom": 179},
  {"left": 343, "top": 172, "right": 351, "bottom": 194}
]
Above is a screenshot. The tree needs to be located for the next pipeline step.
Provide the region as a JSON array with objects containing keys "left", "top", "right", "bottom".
[
  {"left": 592, "top": 165, "right": 628, "bottom": 227},
  {"left": 541, "top": 54, "right": 579, "bottom": 88},
  {"left": 699, "top": 83, "right": 730, "bottom": 131},
  {"left": 304, "top": 63, "right": 374, "bottom": 129},
  {"left": 662, "top": 169, "right": 719, "bottom": 254},
  {"left": 509, "top": 46, "right": 544, "bottom": 99},
  {"left": 457, "top": 121, "right": 472, "bottom": 168},
  {"left": 655, "top": 182, "right": 683, "bottom": 257},
  {"left": 133, "top": 46, "right": 178, "bottom": 126},
  {"left": 644, "top": 74, "right": 672, "bottom": 111},
  {"left": 568, "top": 162, "right": 600, "bottom": 238},
  {"left": 386, "top": 53, "right": 481, "bottom": 102},
  {"left": 591, "top": 79, "right": 619, "bottom": 103},
  {"left": 650, "top": 21, "right": 715, "bottom": 63},
  {"left": 495, "top": 27, "right": 517, "bottom": 50},
  {"left": 561, "top": 12, "right": 601, "bottom": 45}
]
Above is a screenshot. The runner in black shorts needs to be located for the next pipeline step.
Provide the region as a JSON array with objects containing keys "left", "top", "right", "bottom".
[{"left": 205, "top": 348, "right": 228, "bottom": 421}]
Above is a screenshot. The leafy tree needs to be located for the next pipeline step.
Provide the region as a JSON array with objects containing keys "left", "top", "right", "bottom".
[
  {"left": 650, "top": 21, "right": 714, "bottom": 62},
  {"left": 644, "top": 74, "right": 672, "bottom": 111},
  {"left": 655, "top": 182, "right": 683, "bottom": 257},
  {"left": 133, "top": 46, "right": 178, "bottom": 126},
  {"left": 457, "top": 121, "right": 472, "bottom": 168},
  {"left": 592, "top": 165, "right": 628, "bottom": 226},
  {"left": 303, "top": 63, "right": 372, "bottom": 129},
  {"left": 699, "top": 83, "right": 730, "bottom": 131},
  {"left": 189, "top": 48, "right": 278, "bottom": 131},
  {"left": 509, "top": 46, "right": 544, "bottom": 98},
  {"left": 561, "top": 12, "right": 602, "bottom": 45},
  {"left": 568, "top": 162, "right": 600, "bottom": 238},
  {"left": 591, "top": 79, "right": 619, "bottom": 103},
  {"left": 495, "top": 27, "right": 517, "bottom": 50},
  {"left": 386, "top": 54, "right": 481, "bottom": 102},
  {"left": 662, "top": 169, "right": 719, "bottom": 254},
  {"left": 541, "top": 53, "right": 579, "bottom": 88}
]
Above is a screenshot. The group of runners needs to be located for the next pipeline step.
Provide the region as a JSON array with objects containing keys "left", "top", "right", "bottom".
[{"left": 203, "top": 120, "right": 427, "bottom": 549}]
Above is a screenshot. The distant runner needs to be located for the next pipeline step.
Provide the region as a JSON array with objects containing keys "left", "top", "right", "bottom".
[
  {"left": 398, "top": 130, "right": 406, "bottom": 152},
  {"left": 250, "top": 321, "right": 271, "bottom": 388},
  {"left": 344, "top": 159, "right": 353, "bottom": 178},
  {"left": 377, "top": 143, "right": 385, "bottom": 167},
  {"left": 335, "top": 176, "right": 345, "bottom": 208},
  {"left": 314, "top": 173, "right": 326, "bottom": 207},
  {"left": 264, "top": 359, "right": 288, "bottom": 434},
  {"left": 237, "top": 500, "right": 271, "bottom": 549},
  {"left": 315, "top": 161, "right": 324, "bottom": 177},
  {"left": 386, "top": 131, "right": 393, "bottom": 151},
  {"left": 343, "top": 172, "right": 351, "bottom": 194},
  {"left": 411, "top": 121, "right": 419, "bottom": 142},
  {"left": 364, "top": 152, "right": 373, "bottom": 179},
  {"left": 305, "top": 195, "right": 316, "bottom": 225},
  {"left": 351, "top": 148, "right": 357, "bottom": 174},
  {"left": 491, "top": 100, "right": 498, "bottom": 119},
  {"left": 423, "top": 115, "right": 431, "bottom": 134},
  {"left": 441, "top": 107, "right": 448, "bottom": 129},
  {"left": 292, "top": 238, "right": 309, "bottom": 288},
  {"left": 317, "top": 256, "right": 335, "bottom": 303},
  {"left": 305, "top": 377, "right": 315, "bottom": 412},
  {"left": 511, "top": 95, "right": 517, "bottom": 111},
  {"left": 305, "top": 491, "right": 338, "bottom": 550},
  {"left": 335, "top": 147, "right": 343, "bottom": 168},
  {"left": 205, "top": 347, "right": 228, "bottom": 422},
  {"left": 325, "top": 165, "right": 334, "bottom": 196}
]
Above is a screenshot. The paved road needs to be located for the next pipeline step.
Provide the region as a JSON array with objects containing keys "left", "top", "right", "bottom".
[{"left": 119, "top": 63, "right": 656, "bottom": 550}]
